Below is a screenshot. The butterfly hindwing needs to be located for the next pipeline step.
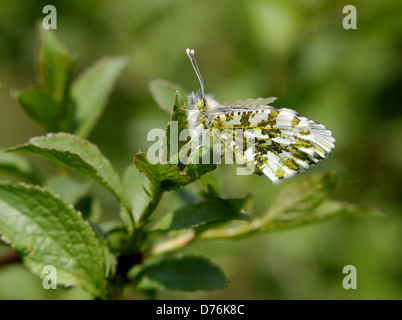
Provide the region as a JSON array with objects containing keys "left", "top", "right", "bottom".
[
  {"left": 222, "top": 97, "right": 278, "bottom": 107},
  {"left": 208, "top": 106, "right": 335, "bottom": 183}
]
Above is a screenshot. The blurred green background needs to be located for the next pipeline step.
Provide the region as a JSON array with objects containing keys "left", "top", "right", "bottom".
[{"left": 0, "top": 0, "right": 401, "bottom": 299}]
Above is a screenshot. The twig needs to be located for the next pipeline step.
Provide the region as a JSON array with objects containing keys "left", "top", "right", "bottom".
[
  {"left": 147, "top": 230, "right": 196, "bottom": 257},
  {"left": 146, "top": 220, "right": 263, "bottom": 257}
]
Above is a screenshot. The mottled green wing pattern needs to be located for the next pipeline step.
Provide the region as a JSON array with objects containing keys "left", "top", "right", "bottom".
[{"left": 208, "top": 106, "right": 335, "bottom": 183}]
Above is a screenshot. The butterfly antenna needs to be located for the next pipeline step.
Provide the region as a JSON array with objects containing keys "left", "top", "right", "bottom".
[
  {"left": 186, "top": 48, "right": 205, "bottom": 98},
  {"left": 176, "top": 106, "right": 191, "bottom": 112}
]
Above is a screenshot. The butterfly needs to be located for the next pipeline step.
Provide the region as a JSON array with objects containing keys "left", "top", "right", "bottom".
[{"left": 184, "top": 48, "right": 335, "bottom": 183}]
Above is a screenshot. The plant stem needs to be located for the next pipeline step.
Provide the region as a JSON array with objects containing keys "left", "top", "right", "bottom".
[
  {"left": 197, "top": 220, "right": 260, "bottom": 240},
  {"left": 147, "top": 229, "right": 196, "bottom": 257},
  {"left": 137, "top": 196, "right": 161, "bottom": 226}
]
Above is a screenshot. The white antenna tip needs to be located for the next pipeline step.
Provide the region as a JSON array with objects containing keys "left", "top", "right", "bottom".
[
  {"left": 186, "top": 48, "right": 204, "bottom": 97},
  {"left": 186, "top": 48, "right": 195, "bottom": 57}
]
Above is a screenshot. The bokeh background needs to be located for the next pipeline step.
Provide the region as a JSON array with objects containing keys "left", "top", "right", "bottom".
[{"left": 0, "top": 0, "right": 401, "bottom": 299}]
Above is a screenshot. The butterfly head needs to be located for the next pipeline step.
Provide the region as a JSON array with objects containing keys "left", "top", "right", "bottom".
[{"left": 188, "top": 91, "right": 206, "bottom": 111}]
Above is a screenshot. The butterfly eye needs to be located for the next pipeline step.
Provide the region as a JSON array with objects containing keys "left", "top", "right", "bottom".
[{"left": 197, "top": 99, "right": 205, "bottom": 111}]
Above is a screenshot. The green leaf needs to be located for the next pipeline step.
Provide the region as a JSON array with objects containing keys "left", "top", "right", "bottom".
[
  {"left": 131, "top": 255, "right": 228, "bottom": 291},
  {"left": 183, "top": 162, "right": 217, "bottom": 183},
  {"left": 258, "top": 172, "right": 380, "bottom": 232},
  {"left": 261, "top": 199, "right": 382, "bottom": 232},
  {"left": 92, "top": 227, "right": 117, "bottom": 279},
  {"left": 70, "top": 57, "right": 128, "bottom": 138},
  {"left": 266, "top": 172, "right": 337, "bottom": 220},
  {"left": 149, "top": 79, "right": 188, "bottom": 113},
  {"left": 134, "top": 152, "right": 189, "bottom": 197},
  {"left": 15, "top": 87, "right": 60, "bottom": 131},
  {"left": 7, "top": 133, "right": 131, "bottom": 213},
  {"left": 75, "top": 195, "right": 101, "bottom": 221},
  {"left": 123, "top": 164, "right": 150, "bottom": 222},
  {"left": 103, "top": 221, "right": 131, "bottom": 254},
  {"left": 38, "top": 28, "right": 73, "bottom": 105},
  {"left": 0, "top": 151, "right": 42, "bottom": 185},
  {"left": 46, "top": 175, "right": 91, "bottom": 204},
  {"left": 163, "top": 91, "right": 189, "bottom": 166},
  {"left": 312, "top": 200, "right": 382, "bottom": 220},
  {"left": 47, "top": 175, "right": 100, "bottom": 221},
  {"left": 169, "top": 196, "right": 251, "bottom": 229},
  {"left": 0, "top": 182, "right": 106, "bottom": 297}
]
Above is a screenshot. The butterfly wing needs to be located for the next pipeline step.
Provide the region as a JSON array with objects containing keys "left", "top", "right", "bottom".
[
  {"left": 221, "top": 97, "right": 278, "bottom": 107},
  {"left": 208, "top": 106, "right": 335, "bottom": 183}
]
